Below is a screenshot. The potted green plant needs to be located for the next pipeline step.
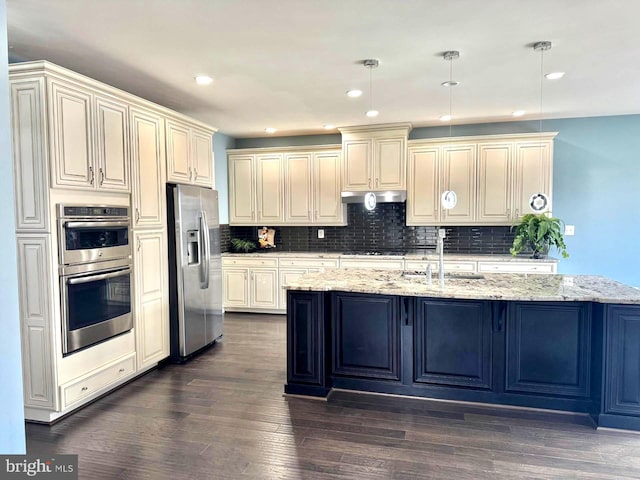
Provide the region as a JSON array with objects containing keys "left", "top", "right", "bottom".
[
  {"left": 230, "top": 238, "right": 257, "bottom": 253},
  {"left": 510, "top": 213, "right": 569, "bottom": 259}
]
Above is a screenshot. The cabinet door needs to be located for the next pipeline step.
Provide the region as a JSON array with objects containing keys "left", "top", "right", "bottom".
[
  {"left": 414, "top": 299, "right": 492, "bottom": 389},
  {"left": 605, "top": 306, "right": 640, "bottom": 415},
  {"left": 505, "top": 302, "right": 591, "bottom": 397},
  {"left": 314, "top": 151, "right": 344, "bottom": 225},
  {"left": 513, "top": 142, "right": 552, "bottom": 218},
  {"left": 287, "top": 291, "right": 326, "bottom": 389},
  {"left": 256, "top": 154, "right": 283, "bottom": 224},
  {"left": 131, "top": 107, "right": 165, "bottom": 228},
  {"left": 134, "top": 231, "right": 169, "bottom": 369},
  {"left": 228, "top": 155, "right": 256, "bottom": 224},
  {"left": 284, "top": 153, "right": 313, "bottom": 223},
  {"left": 406, "top": 147, "right": 440, "bottom": 225},
  {"left": 374, "top": 137, "right": 405, "bottom": 189},
  {"left": 279, "top": 268, "right": 307, "bottom": 310},
  {"left": 223, "top": 268, "right": 249, "bottom": 308},
  {"left": 166, "top": 120, "right": 191, "bottom": 184},
  {"left": 192, "top": 129, "right": 214, "bottom": 188},
  {"left": 95, "top": 95, "right": 129, "bottom": 191},
  {"left": 441, "top": 144, "right": 476, "bottom": 223},
  {"left": 250, "top": 268, "right": 278, "bottom": 309},
  {"left": 48, "top": 80, "right": 94, "bottom": 189},
  {"left": 332, "top": 292, "right": 401, "bottom": 381},
  {"left": 477, "top": 143, "right": 511, "bottom": 223},
  {"left": 342, "top": 139, "right": 371, "bottom": 191}
]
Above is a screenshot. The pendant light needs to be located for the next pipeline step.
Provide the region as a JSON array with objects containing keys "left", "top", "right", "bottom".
[
  {"left": 440, "top": 50, "right": 459, "bottom": 214},
  {"left": 530, "top": 41, "right": 552, "bottom": 213},
  {"left": 363, "top": 59, "right": 379, "bottom": 118}
]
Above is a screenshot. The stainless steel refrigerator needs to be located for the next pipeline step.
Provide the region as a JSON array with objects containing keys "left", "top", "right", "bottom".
[{"left": 167, "top": 184, "right": 223, "bottom": 362}]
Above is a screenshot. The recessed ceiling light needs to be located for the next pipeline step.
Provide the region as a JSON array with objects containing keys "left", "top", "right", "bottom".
[
  {"left": 366, "top": 110, "right": 379, "bottom": 118},
  {"left": 347, "top": 89, "right": 363, "bottom": 98},
  {"left": 439, "top": 114, "right": 452, "bottom": 122},
  {"left": 441, "top": 81, "right": 460, "bottom": 87},
  {"left": 264, "top": 127, "right": 277, "bottom": 134},
  {"left": 323, "top": 124, "right": 336, "bottom": 130},
  {"left": 544, "top": 72, "right": 565, "bottom": 80},
  {"left": 194, "top": 75, "right": 213, "bottom": 85},
  {"left": 512, "top": 110, "right": 526, "bottom": 117}
]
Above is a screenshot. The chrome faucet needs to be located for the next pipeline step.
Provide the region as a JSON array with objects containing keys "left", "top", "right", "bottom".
[{"left": 437, "top": 229, "right": 445, "bottom": 289}]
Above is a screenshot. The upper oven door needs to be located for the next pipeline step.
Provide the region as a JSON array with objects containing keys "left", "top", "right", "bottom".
[{"left": 60, "top": 220, "right": 130, "bottom": 265}]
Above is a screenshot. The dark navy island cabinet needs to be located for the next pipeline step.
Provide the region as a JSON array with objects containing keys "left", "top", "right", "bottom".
[{"left": 285, "top": 289, "right": 640, "bottom": 431}]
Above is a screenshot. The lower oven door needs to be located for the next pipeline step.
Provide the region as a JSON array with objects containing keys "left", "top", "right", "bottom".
[{"left": 61, "top": 264, "right": 133, "bottom": 355}]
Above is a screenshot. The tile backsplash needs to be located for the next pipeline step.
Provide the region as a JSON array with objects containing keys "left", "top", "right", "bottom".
[{"left": 224, "top": 203, "right": 515, "bottom": 254}]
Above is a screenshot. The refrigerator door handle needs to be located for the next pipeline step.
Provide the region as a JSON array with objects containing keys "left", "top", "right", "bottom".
[{"left": 201, "top": 210, "right": 211, "bottom": 289}]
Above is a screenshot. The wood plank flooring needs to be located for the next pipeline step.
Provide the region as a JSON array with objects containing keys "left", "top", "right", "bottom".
[{"left": 26, "top": 313, "right": 640, "bottom": 479}]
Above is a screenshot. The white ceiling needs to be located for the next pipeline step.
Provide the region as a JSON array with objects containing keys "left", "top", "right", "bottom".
[{"left": 7, "top": 0, "right": 640, "bottom": 138}]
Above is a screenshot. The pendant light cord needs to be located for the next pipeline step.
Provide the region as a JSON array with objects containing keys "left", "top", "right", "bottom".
[
  {"left": 539, "top": 47, "right": 544, "bottom": 136},
  {"left": 449, "top": 56, "right": 453, "bottom": 139}
]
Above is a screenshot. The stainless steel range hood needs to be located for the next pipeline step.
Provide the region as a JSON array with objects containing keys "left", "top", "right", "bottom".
[{"left": 341, "top": 190, "right": 407, "bottom": 204}]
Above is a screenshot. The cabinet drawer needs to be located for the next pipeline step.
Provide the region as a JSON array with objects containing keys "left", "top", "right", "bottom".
[
  {"left": 222, "top": 257, "right": 278, "bottom": 267},
  {"left": 340, "top": 258, "right": 405, "bottom": 270},
  {"left": 279, "top": 258, "right": 339, "bottom": 268},
  {"left": 478, "top": 262, "right": 555, "bottom": 274},
  {"left": 404, "top": 260, "right": 477, "bottom": 273},
  {"left": 60, "top": 354, "right": 135, "bottom": 408}
]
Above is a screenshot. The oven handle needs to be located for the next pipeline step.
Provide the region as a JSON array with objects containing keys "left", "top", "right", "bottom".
[
  {"left": 64, "top": 221, "right": 130, "bottom": 229},
  {"left": 67, "top": 267, "right": 131, "bottom": 285}
]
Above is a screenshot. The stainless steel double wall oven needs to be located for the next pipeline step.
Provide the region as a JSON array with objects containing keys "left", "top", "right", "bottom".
[{"left": 58, "top": 205, "right": 133, "bottom": 355}]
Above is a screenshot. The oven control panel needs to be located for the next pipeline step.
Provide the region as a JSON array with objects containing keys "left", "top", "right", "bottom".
[{"left": 62, "top": 206, "right": 129, "bottom": 218}]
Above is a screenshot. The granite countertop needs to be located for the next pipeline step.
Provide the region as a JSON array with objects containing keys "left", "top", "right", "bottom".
[
  {"left": 221, "top": 251, "right": 559, "bottom": 263},
  {"left": 282, "top": 269, "right": 640, "bottom": 304}
]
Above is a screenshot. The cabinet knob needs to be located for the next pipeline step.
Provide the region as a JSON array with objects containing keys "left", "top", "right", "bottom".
[
  {"left": 81, "top": 386, "right": 88, "bottom": 392},
  {"left": 118, "top": 368, "right": 125, "bottom": 373}
]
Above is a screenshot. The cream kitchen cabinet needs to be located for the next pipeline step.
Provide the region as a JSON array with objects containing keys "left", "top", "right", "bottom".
[
  {"left": 131, "top": 106, "right": 166, "bottom": 229},
  {"left": 407, "top": 133, "right": 556, "bottom": 226},
  {"left": 227, "top": 152, "right": 283, "bottom": 225},
  {"left": 340, "top": 123, "right": 411, "bottom": 191},
  {"left": 23, "top": 78, "right": 131, "bottom": 193},
  {"left": 222, "top": 257, "right": 279, "bottom": 311},
  {"left": 284, "top": 149, "right": 346, "bottom": 225},
  {"left": 133, "top": 230, "right": 169, "bottom": 370},
  {"left": 476, "top": 135, "right": 555, "bottom": 224},
  {"left": 166, "top": 118, "right": 215, "bottom": 188}
]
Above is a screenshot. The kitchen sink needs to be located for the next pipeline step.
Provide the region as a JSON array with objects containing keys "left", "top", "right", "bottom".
[{"left": 401, "top": 271, "right": 485, "bottom": 280}]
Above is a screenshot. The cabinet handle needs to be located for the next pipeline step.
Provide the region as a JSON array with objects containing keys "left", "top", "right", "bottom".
[
  {"left": 375, "top": 178, "right": 379, "bottom": 188},
  {"left": 368, "top": 177, "right": 372, "bottom": 188},
  {"left": 89, "top": 166, "right": 94, "bottom": 185},
  {"left": 99, "top": 168, "right": 105, "bottom": 186},
  {"left": 81, "top": 386, "right": 88, "bottom": 392},
  {"left": 118, "top": 368, "right": 125, "bottom": 373},
  {"left": 137, "top": 238, "right": 141, "bottom": 252},
  {"left": 491, "top": 301, "right": 506, "bottom": 333},
  {"left": 507, "top": 207, "right": 511, "bottom": 218},
  {"left": 403, "top": 297, "right": 411, "bottom": 326},
  {"left": 193, "top": 168, "right": 198, "bottom": 181},
  {"left": 515, "top": 208, "right": 519, "bottom": 217},
  {"left": 189, "top": 168, "right": 193, "bottom": 180},
  {"left": 135, "top": 208, "right": 140, "bottom": 223}
]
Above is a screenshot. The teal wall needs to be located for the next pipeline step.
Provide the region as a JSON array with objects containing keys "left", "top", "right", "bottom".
[
  {"left": 213, "top": 132, "right": 235, "bottom": 224},
  {"left": 228, "top": 115, "right": 640, "bottom": 287},
  {"left": 0, "top": 0, "right": 27, "bottom": 454}
]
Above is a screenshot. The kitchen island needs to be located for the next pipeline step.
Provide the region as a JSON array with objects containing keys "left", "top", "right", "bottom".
[{"left": 283, "top": 269, "right": 640, "bottom": 430}]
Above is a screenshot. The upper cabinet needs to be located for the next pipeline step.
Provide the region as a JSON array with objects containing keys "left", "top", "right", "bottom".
[
  {"left": 228, "top": 146, "right": 345, "bottom": 226},
  {"left": 284, "top": 149, "right": 346, "bottom": 225},
  {"left": 130, "top": 106, "right": 166, "bottom": 229},
  {"left": 340, "top": 123, "right": 411, "bottom": 191},
  {"left": 407, "top": 133, "right": 556, "bottom": 226},
  {"left": 166, "top": 118, "right": 215, "bottom": 188},
  {"left": 48, "top": 79, "right": 130, "bottom": 193}
]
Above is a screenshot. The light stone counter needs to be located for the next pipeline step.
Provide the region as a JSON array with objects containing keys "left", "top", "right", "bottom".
[{"left": 282, "top": 269, "right": 640, "bottom": 304}]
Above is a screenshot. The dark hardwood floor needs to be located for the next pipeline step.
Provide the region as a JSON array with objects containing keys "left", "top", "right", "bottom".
[{"left": 27, "top": 313, "right": 640, "bottom": 479}]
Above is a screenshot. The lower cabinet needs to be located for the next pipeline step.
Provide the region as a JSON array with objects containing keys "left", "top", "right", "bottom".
[
  {"left": 332, "top": 293, "right": 402, "bottom": 381},
  {"left": 604, "top": 305, "right": 640, "bottom": 416},
  {"left": 413, "top": 299, "right": 493, "bottom": 389},
  {"left": 505, "top": 302, "right": 591, "bottom": 397},
  {"left": 223, "top": 266, "right": 279, "bottom": 310},
  {"left": 133, "top": 230, "right": 169, "bottom": 370},
  {"left": 286, "top": 291, "right": 327, "bottom": 394}
]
